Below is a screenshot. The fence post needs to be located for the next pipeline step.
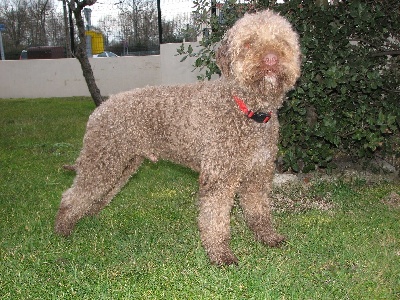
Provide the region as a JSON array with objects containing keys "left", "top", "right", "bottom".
[{"left": 0, "top": 24, "right": 5, "bottom": 61}]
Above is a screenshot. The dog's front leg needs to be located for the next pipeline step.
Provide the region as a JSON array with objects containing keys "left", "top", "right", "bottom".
[
  {"left": 198, "top": 172, "right": 238, "bottom": 266},
  {"left": 239, "top": 173, "right": 285, "bottom": 247}
]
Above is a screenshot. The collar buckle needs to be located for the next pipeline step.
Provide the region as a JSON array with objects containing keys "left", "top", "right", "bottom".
[
  {"left": 233, "top": 95, "right": 271, "bottom": 124},
  {"left": 249, "top": 111, "right": 271, "bottom": 123}
]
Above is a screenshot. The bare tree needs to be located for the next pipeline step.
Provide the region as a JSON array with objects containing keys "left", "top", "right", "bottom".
[
  {"left": 97, "top": 15, "right": 118, "bottom": 46},
  {"left": 0, "top": 0, "right": 29, "bottom": 48},
  {"left": 46, "top": 6, "right": 65, "bottom": 46},
  {"left": 67, "top": 0, "right": 103, "bottom": 106},
  {"left": 27, "top": 0, "right": 50, "bottom": 45},
  {"left": 116, "top": 0, "right": 159, "bottom": 52},
  {"left": 0, "top": 0, "right": 67, "bottom": 58}
]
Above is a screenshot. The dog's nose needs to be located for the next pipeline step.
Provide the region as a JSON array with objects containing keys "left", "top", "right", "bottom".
[{"left": 264, "top": 53, "right": 278, "bottom": 66}]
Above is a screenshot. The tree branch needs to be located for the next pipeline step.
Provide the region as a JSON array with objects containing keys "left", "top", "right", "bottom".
[
  {"left": 76, "top": 0, "right": 97, "bottom": 9},
  {"left": 371, "top": 50, "right": 400, "bottom": 57},
  {"left": 67, "top": 0, "right": 103, "bottom": 106},
  {"left": 349, "top": 37, "right": 381, "bottom": 50}
]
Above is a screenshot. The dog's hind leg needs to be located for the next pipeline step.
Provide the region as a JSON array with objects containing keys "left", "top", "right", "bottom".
[
  {"left": 54, "top": 149, "right": 144, "bottom": 236},
  {"left": 85, "top": 155, "right": 144, "bottom": 216}
]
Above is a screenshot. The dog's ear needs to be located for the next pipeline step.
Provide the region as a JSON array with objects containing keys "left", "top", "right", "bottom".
[{"left": 215, "top": 39, "right": 231, "bottom": 77}]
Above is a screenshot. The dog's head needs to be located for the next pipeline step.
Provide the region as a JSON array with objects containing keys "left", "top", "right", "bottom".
[{"left": 216, "top": 10, "right": 301, "bottom": 95}]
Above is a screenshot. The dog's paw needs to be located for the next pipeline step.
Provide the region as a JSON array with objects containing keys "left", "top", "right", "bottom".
[
  {"left": 267, "top": 234, "right": 286, "bottom": 247},
  {"left": 257, "top": 232, "right": 286, "bottom": 248},
  {"left": 208, "top": 247, "right": 239, "bottom": 266},
  {"left": 212, "top": 253, "right": 239, "bottom": 266},
  {"left": 54, "top": 221, "right": 74, "bottom": 237},
  {"left": 54, "top": 209, "right": 76, "bottom": 237}
]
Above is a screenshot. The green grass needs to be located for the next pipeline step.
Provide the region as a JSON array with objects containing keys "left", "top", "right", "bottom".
[{"left": 0, "top": 97, "right": 399, "bottom": 299}]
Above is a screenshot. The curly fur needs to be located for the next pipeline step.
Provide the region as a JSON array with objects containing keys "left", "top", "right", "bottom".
[{"left": 54, "top": 10, "right": 301, "bottom": 265}]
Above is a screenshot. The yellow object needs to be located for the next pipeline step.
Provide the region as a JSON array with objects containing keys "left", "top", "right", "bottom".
[{"left": 85, "top": 30, "right": 104, "bottom": 54}]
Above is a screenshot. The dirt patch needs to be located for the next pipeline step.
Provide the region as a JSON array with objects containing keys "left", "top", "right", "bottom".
[
  {"left": 271, "top": 179, "right": 335, "bottom": 213},
  {"left": 272, "top": 158, "right": 399, "bottom": 213},
  {"left": 381, "top": 191, "right": 400, "bottom": 210}
]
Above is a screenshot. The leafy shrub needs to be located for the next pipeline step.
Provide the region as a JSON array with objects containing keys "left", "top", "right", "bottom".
[{"left": 178, "top": 0, "right": 400, "bottom": 172}]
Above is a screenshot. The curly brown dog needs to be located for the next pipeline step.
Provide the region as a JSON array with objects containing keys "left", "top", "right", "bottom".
[{"left": 55, "top": 10, "right": 301, "bottom": 265}]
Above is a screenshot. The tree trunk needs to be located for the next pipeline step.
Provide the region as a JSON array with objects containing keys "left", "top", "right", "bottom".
[
  {"left": 62, "top": 0, "right": 72, "bottom": 58},
  {"left": 71, "top": 0, "right": 103, "bottom": 107}
]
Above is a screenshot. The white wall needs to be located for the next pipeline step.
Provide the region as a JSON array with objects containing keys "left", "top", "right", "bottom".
[{"left": 0, "top": 43, "right": 208, "bottom": 99}]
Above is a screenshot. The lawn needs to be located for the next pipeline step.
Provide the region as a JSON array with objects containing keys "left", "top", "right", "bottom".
[{"left": 0, "top": 97, "right": 399, "bottom": 299}]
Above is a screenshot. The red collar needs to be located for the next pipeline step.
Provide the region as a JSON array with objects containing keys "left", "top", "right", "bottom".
[{"left": 233, "top": 95, "right": 272, "bottom": 123}]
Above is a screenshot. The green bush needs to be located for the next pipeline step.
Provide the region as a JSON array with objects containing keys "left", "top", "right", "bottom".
[{"left": 179, "top": 0, "right": 400, "bottom": 172}]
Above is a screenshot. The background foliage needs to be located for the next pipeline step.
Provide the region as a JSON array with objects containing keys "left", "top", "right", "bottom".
[{"left": 179, "top": 0, "right": 400, "bottom": 172}]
